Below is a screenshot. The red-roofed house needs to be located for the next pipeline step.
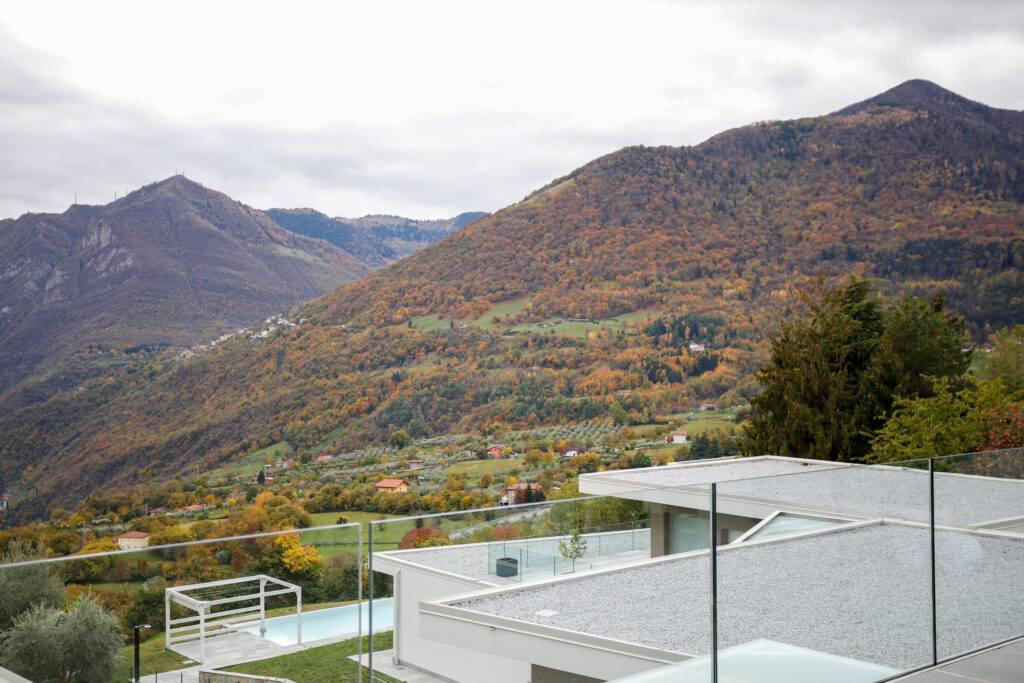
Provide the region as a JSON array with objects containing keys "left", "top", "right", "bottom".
[
  {"left": 501, "top": 482, "right": 543, "bottom": 505},
  {"left": 116, "top": 531, "right": 151, "bottom": 550},
  {"left": 376, "top": 478, "right": 409, "bottom": 494}
]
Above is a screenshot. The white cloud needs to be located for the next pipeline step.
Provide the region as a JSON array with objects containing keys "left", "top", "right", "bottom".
[{"left": 1, "top": 0, "right": 1022, "bottom": 220}]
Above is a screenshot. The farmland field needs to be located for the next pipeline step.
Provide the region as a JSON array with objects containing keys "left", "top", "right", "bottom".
[{"left": 445, "top": 457, "right": 524, "bottom": 477}]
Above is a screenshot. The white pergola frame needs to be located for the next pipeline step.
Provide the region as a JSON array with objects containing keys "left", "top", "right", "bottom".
[{"left": 165, "top": 574, "right": 302, "bottom": 662}]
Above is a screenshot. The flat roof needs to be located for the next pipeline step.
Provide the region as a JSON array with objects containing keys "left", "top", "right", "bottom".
[
  {"left": 448, "top": 523, "right": 1024, "bottom": 670},
  {"left": 383, "top": 528, "right": 651, "bottom": 584},
  {"left": 586, "top": 456, "right": 843, "bottom": 488},
  {"left": 385, "top": 543, "right": 513, "bottom": 584},
  {"left": 581, "top": 457, "right": 1024, "bottom": 526}
]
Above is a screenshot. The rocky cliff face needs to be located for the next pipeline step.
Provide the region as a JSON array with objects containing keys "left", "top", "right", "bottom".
[{"left": 0, "top": 176, "right": 367, "bottom": 393}]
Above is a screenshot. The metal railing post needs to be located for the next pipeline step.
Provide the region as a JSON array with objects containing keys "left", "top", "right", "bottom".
[
  {"left": 199, "top": 604, "right": 206, "bottom": 664},
  {"left": 368, "top": 522, "right": 374, "bottom": 681},
  {"left": 710, "top": 482, "right": 718, "bottom": 683},
  {"left": 358, "top": 523, "right": 363, "bottom": 683},
  {"left": 929, "top": 458, "right": 937, "bottom": 666},
  {"left": 259, "top": 577, "right": 266, "bottom": 633},
  {"left": 296, "top": 588, "right": 302, "bottom": 645},
  {"left": 164, "top": 592, "right": 171, "bottom": 651}
]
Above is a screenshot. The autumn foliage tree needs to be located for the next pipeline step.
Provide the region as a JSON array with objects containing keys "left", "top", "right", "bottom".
[{"left": 398, "top": 526, "right": 453, "bottom": 549}]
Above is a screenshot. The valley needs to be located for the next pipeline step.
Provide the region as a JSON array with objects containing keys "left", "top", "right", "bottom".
[{"left": 1, "top": 79, "right": 1023, "bottom": 524}]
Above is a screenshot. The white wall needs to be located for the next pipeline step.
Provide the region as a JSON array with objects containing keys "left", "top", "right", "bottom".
[
  {"left": 378, "top": 560, "right": 530, "bottom": 683},
  {"left": 419, "top": 602, "right": 686, "bottom": 681}
]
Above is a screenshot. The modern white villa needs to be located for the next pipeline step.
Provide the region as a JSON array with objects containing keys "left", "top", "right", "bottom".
[{"left": 373, "top": 455, "right": 1024, "bottom": 683}]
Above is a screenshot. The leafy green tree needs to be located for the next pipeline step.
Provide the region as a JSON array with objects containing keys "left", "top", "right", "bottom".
[
  {"left": 976, "top": 325, "right": 1024, "bottom": 392},
  {"left": 688, "top": 433, "right": 722, "bottom": 460},
  {"left": 0, "top": 596, "right": 122, "bottom": 683},
  {"left": 60, "top": 538, "right": 118, "bottom": 583},
  {"left": 558, "top": 528, "right": 587, "bottom": 572},
  {"left": 148, "top": 525, "right": 194, "bottom": 561},
  {"left": 0, "top": 542, "right": 66, "bottom": 631},
  {"left": 744, "top": 277, "right": 968, "bottom": 461},
  {"left": 318, "top": 552, "right": 361, "bottom": 601},
  {"left": 867, "top": 294, "right": 970, "bottom": 401},
  {"left": 125, "top": 577, "right": 168, "bottom": 631},
  {"left": 389, "top": 429, "right": 411, "bottom": 449},
  {"left": 868, "top": 377, "right": 1006, "bottom": 463}
]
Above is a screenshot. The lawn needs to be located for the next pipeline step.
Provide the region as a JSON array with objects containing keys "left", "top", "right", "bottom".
[
  {"left": 312, "top": 424, "right": 348, "bottom": 452},
  {"left": 683, "top": 418, "right": 737, "bottom": 435},
  {"left": 408, "top": 313, "right": 454, "bottom": 332},
  {"left": 221, "top": 631, "right": 399, "bottom": 683},
  {"left": 120, "top": 630, "right": 199, "bottom": 679},
  {"left": 509, "top": 308, "right": 659, "bottom": 338},
  {"left": 301, "top": 511, "right": 468, "bottom": 555},
  {"left": 445, "top": 456, "right": 524, "bottom": 478},
  {"left": 89, "top": 580, "right": 146, "bottom": 593},
  {"left": 472, "top": 298, "right": 531, "bottom": 329},
  {"left": 204, "top": 441, "right": 293, "bottom": 479},
  {"left": 124, "top": 629, "right": 398, "bottom": 682}
]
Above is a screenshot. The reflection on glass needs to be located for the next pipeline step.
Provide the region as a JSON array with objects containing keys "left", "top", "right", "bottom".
[{"left": 933, "top": 449, "right": 1024, "bottom": 662}]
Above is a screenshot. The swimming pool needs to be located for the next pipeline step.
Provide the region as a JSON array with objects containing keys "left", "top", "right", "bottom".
[{"left": 240, "top": 597, "right": 394, "bottom": 646}]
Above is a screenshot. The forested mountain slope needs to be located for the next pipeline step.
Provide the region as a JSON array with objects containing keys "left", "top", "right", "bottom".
[
  {"left": 319, "top": 79, "right": 1023, "bottom": 332},
  {"left": 263, "top": 209, "right": 487, "bottom": 267},
  {"left": 2, "top": 80, "right": 1022, "bottom": 521},
  {"left": 0, "top": 176, "right": 366, "bottom": 392}
]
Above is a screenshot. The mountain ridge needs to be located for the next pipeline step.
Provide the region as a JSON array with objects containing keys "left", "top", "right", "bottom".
[
  {"left": 834, "top": 78, "right": 1024, "bottom": 130},
  {"left": 2, "top": 80, "right": 1023, "bottom": 521},
  {"left": 0, "top": 177, "right": 485, "bottom": 395},
  {"left": 263, "top": 208, "right": 487, "bottom": 268}
]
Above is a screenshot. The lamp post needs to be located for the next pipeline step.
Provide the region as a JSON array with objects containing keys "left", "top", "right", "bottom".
[{"left": 134, "top": 624, "right": 151, "bottom": 683}]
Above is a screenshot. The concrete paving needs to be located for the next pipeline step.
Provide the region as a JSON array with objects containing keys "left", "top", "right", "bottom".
[
  {"left": 891, "top": 637, "right": 1024, "bottom": 683},
  {"left": 350, "top": 650, "right": 449, "bottom": 682}
]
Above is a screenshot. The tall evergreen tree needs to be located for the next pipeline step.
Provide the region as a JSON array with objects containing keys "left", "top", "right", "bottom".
[{"left": 744, "top": 277, "right": 968, "bottom": 461}]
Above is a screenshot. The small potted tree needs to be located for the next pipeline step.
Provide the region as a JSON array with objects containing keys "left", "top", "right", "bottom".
[{"left": 558, "top": 527, "right": 587, "bottom": 573}]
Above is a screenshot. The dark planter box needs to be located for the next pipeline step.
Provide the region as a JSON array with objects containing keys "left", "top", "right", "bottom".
[{"left": 496, "top": 557, "right": 519, "bottom": 577}]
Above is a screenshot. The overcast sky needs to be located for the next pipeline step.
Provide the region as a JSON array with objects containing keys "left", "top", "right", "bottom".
[{"left": 2, "top": 0, "right": 1023, "bottom": 220}]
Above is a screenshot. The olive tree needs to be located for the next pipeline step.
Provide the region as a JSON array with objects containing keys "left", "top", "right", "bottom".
[{"left": 0, "top": 596, "right": 122, "bottom": 683}]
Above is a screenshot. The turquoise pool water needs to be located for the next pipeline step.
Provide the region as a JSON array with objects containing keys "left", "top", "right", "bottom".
[{"left": 241, "top": 597, "right": 394, "bottom": 646}]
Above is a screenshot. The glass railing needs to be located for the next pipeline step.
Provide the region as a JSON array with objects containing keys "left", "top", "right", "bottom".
[
  {"left": 372, "top": 496, "right": 652, "bottom": 583},
  {"left": 932, "top": 448, "right": 1024, "bottom": 663},
  {"left": 712, "top": 458, "right": 933, "bottom": 682},
  {"left": 1, "top": 449, "right": 1021, "bottom": 683},
  {"left": 603, "top": 448, "right": 1024, "bottom": 683},
  {"left": 0, "top": 520, "right": 374, "bottom": 682}
]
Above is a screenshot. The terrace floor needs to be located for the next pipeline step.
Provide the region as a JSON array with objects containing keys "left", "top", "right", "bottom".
[
  {"left": 891, "top": 636, "right": 1024, "bottom": 683},
  {"left": 144, "top": 628, "right": 384, "bottom": 683},
  {"left": 351, "top": 649, "right": 448, "bottom": 682}
]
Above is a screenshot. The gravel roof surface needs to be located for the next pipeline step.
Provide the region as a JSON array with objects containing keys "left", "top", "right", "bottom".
[
  {"left": 453, "top": 524, "right": 1024, "bottom": 670},
  {"left": 592, "top": 460, "right": 1024, "bottom": 525},
  {"left": 385, "top": 543, "right": 512, "bottom": 583},
  {"left": 596, "top": 458, "right": 839, "bottom": 488},
  {"left": 718, "top": 467, "right": 1024, "bottom": 525}
]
